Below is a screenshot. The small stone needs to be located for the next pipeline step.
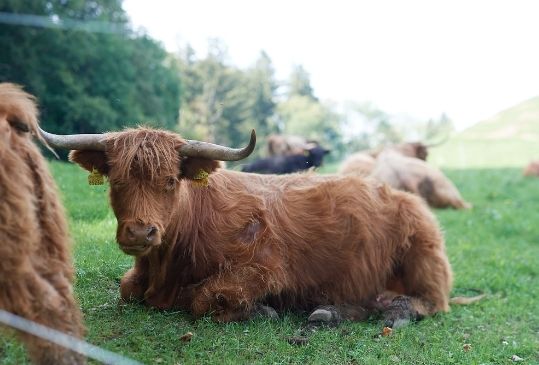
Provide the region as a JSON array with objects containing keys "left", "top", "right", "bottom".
[
  {"left": 463, "top": 343, "right": 472, "bottom": 352},
  {"left": 180, "top": 332, "right": 193, "bottom": 342},
  {"left": 256, "top": 305, "right": 279, "bottom": 320},
  {"left": 390, "top": 355, "right": 399, "bottom": 362},
  {"left": 511, "top": 355, "right": 524, "bottom": 362},
  {"left": 382, "top": 327, "right": 393, "bottom": 337},
  {"left": 308, "top": 309, "right": 333, "bottom": 323}
]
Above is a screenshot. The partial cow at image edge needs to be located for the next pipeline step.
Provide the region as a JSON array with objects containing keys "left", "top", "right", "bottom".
[{"left": 0, "top": 83, "right": 85, "bottom": 364}]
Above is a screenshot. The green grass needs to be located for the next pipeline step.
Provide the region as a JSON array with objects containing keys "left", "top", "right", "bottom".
[{"left": 1, "top": 162, "right": 539, "bottom": 364}]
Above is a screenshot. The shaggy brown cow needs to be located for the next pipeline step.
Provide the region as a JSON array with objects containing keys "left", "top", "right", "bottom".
[
  {"left": 523, "top": 160, "right": 539, "bottom": 177},
  {"left": 267, "top": 134, "right": 314, "bottom": 156},
  {"left": 369, "top": 141, "right": 430, "bottom": 161},
  {"left": 40, "top": 127, "right": 452, "bottom": 328},
  {"left": 0, "top": 83, "right": 85, "bottom": 364},
  {"left": 338, "top": 139, "right": 444, "bottom": 178},
  {"left": 370, "top": 150, "right": 471, "bottom": 209},
  {"left": 338, "top": 152, "right": 376, "bottom": 177}
]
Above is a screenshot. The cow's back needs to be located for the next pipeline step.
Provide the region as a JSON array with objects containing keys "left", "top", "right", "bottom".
[{"left": 216, "top": 171, "right": 410, "bottom": 307}]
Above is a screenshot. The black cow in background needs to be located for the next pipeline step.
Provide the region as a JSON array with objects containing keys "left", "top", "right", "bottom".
[{"left": 242, "top": 145, "right": 330, "bottom": 174}]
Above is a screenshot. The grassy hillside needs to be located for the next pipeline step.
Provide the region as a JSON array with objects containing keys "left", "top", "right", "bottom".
[{"left": 430, "top": 96, "right": 539, "bottom": 169}]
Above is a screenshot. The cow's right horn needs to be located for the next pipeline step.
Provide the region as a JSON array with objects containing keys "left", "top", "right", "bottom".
[
  {"left": 179, "top": 129, "right": 256, "bottom": 161},
  {"left": 38, "top": 128, "right": 106, "bottom": 151}
]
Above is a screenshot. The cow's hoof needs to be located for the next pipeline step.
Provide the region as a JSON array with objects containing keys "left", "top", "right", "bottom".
[
  {"left": 382, "top": 296, "right": 418, "bottom": 329},
  {"left": 253, "top": 304, "right": 279, "bottom": 320},
  {"left": 307, "top": 305, "right": 342, "bottom": 326}
]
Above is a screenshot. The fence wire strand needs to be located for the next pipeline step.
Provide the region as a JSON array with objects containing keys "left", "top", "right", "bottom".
[{"left": 0, "top": 309, "right": 142, "bottom": 365}]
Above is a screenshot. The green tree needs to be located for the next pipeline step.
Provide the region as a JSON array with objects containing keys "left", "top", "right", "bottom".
[
  {"left": 288, "top": 65, "right": 317, "bottom": 100},
  {"left": 351, "top": 102, "right": 402, "bottom": 146},
  {"left": 244, "top": 51, "right": 278, "bottom": 138},
  {"left": 178, "top": 41, "right": 250, "bottom": 145},
  {"left": 0, "top": 0, "right": 180, "bottom": 140},
  {"left": 277, "top": 95, "right": 344, "bottom": 160},
  {"left": 177, "top": 43, "right": 278, "bottom": 155}
]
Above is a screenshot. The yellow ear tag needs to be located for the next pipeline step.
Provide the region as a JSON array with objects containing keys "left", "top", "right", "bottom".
[
  {"left": 192, "top": 169, "right": 209, "bottom": 188},
  {"left": 88, "top": 168, "right": 104, "bottom": 185}
]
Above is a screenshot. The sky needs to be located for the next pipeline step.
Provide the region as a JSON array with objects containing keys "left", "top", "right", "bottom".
[{"left": 123, "top": 0, "right": 539, "bottom": 131}]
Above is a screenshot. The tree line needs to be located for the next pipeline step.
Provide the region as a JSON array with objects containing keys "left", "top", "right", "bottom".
[{"left": 0, "top": 0, "right": 453, "bottom": 161}]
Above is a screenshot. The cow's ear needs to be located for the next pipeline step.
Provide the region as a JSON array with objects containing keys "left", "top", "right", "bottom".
[
  {"left": 68, "top": 150, "right": 109, "bottom": 176},
  {"left": 180, "top": 157, "right": 219, "bottom": 180}
]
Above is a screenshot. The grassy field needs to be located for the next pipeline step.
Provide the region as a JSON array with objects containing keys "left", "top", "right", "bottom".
[
  {"left": 429, "top": 96, "right": 539, "bottom": 170},
  {"left": 1, "top": 160, "right": 539, "bottom": 364}
]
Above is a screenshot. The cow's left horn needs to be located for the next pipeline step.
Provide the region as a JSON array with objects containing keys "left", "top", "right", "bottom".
[
  {"left": 179, "top": 129, "right": 256, "bottom": 161},
  {"left": 38, "top": 127, "right": 106, "bottom": 151}
]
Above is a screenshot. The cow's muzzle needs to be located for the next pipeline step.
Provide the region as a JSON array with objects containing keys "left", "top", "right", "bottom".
[{"left": 118, "top": 223, "right": 161, "bottom": 256}]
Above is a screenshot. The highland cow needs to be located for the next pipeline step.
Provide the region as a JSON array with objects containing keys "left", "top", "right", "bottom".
[
  {"left": 40, "top": 127, "right": 453, "bottom": 328},
  {"left": 370, "top": 150, "right": 471, "bottom": 209},
  {"left": 338, "top": 152, "right": 376, "bottom": 177},
  {"left": 267, "top": 134, "right": 312, "bottom": 156},
  {"left": 0, "top": 83, "right": 85, "bottom": 364}
]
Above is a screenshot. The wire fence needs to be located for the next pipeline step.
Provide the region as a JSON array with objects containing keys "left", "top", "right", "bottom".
[
  {"left": 0, "top": 309, "right": 142, "bottom": 365},
  {"left": 0, "top": 12, "right": 128, "bottom": 34}
]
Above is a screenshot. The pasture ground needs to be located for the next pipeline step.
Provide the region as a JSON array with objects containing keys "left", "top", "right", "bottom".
[{"left": 1, "top": 161, "right": 538, "bottom": 364}]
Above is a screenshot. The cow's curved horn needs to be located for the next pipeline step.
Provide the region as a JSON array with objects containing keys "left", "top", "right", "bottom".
[
  {"left": 38, "top": 127, "right": 106, "bottom": 151},
  {"left": 179, "top": 129, "right": 256, "bottom": 161}
]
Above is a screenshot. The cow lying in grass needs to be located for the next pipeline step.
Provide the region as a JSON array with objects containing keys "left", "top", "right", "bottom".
[
  {"left": 370, "top": 150, "right": 472, "bottom": 209},
  {"left": 40, "top": 127, "right": 453, "bottom": 328},
  {"left": 266, "top": 134, "right": 314, "bottom": 156},
  {"left": 338, "top": 152, "right": 376, "bottom": 177},
  {"left": 0, "top": 83, "right": 85, "bottom": 364},
  {"left": 339, "top": 140, "right": 441, "bottom": 178}
]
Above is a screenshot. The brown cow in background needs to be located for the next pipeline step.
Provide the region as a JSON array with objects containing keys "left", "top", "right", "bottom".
[
  {"left": 0, "top": 84, "right": 85, "bottom": 364},
  {"left": 370, "top": 150, "right": 471, "bottom": 209},
  {"left": 338, "top": 152, "right": 376, "bottom": 177},
  {"left": 41, "top": 127, "right": 453, "bottom": 329},
  {"left": 267, "top": 134, "right": 314, "bottom": 156},
  {"left": 368, "top": 142, "right": 430, "bottom": 161},
  {"left": 338, "top": 141, "right": 434, "bottom": 178},
  {"left": 523, "top": 160, "right": 539, "bottom": 177}
]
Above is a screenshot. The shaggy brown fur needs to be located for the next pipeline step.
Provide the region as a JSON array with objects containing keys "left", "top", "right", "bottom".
[
  {"left": 523, "top": 160, "right": 539, "bottom": 177},
  {"left": 369, "top": 142, "right": 430, "bottom": 161},
  {"left": 338, "top": 152, "right": 376, "bottom": 177},
  {"left": 370, "top": 150, "right": 471, "bottom": 209},
  {"left": 267, "top": 134, "right": 312, "bottom": 156},
  {"left": 69, "top": 128, "right": 453, "bottom": 326},
  {"left": 0, "top": 83, "right": 85, "bottom": 364}
]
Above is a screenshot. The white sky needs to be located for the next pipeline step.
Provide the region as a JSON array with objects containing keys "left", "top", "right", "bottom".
[{"left": 123, "top": 0, "right": 539, "bottom": 130}]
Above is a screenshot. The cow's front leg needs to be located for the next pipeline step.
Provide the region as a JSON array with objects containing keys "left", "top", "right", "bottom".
[
  {"left": 119, "top": 266, "right": 148, "bottom": 303},
  {"left": 191, "top": 265, "right": 283, "bottom": 322}
]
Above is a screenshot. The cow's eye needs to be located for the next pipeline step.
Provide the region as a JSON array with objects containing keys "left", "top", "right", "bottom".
[{"left": 165, "top": 177, "right": 176, "bottom": 191}]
